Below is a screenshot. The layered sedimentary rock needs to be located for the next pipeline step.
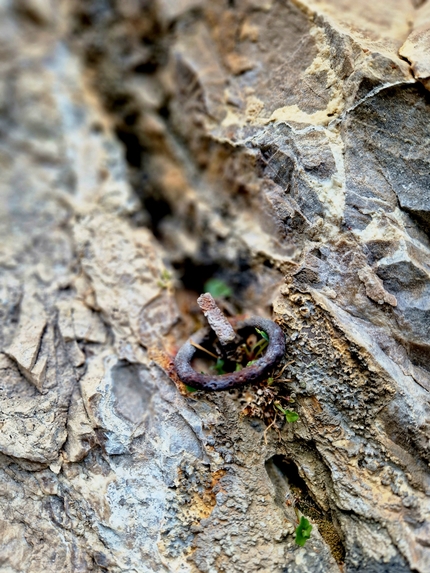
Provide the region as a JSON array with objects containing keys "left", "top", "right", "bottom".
[{"left": 0, "top": 1, "right": 430, "bottom": 572}]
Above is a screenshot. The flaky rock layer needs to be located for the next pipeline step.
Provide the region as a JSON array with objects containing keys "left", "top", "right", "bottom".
[{"left": 0, "top": 1, "right": 429, "bottom": 572}]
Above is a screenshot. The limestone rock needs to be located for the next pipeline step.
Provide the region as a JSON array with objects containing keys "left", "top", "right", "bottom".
[{"left": 0, "top": 1, "right": 430, "bottom": 573}]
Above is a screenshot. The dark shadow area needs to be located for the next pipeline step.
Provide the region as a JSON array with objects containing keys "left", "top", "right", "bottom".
[
  {"left": 173, "top": 255, "right": 255, "bottom": 301},
  {"left": 265, "top": 455, "right": 345, "bottom": 566}
]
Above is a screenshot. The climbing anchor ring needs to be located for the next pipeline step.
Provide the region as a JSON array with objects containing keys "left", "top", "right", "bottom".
[{"left": 174, "top": 316, "right": 286, "bottom": 391}]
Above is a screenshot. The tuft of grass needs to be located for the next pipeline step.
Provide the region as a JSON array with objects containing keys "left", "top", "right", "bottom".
[
  {"left": 255, "top": 327, "right": 269, "bottom": 342},
  {"left": 205, "top": 327, "right": 271, "bottom": 375}
]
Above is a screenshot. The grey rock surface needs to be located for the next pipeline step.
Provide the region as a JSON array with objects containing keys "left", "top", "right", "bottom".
[{"left": 0, "top": 1, "right": 430, "bottom": 572}]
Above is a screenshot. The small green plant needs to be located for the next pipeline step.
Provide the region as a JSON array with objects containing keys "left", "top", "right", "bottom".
[
  {"left": 213, "top": 358, "right": 226, "bottom": 375},
  {"left": 274, "top": 402, "right": 299, "bottom": 423},
  {"left": 158, "top": 269, "right": 173, "bottom": 289},
  {"left": 285, "top": 410, "right": 299, "bottom": 423},
  {"left": 204, "top": 278, "right": 232, "bottom": 298},
  {"left": 184, "top": 384, "right": 199, "bottom": 393},
  {"left": 194, "top": 327, "right": 270, "bottom": 376},
  {"left": 255, "top": 328, "right": 269, "bottom": 342},
  {"left": 240, "top": 329, "right": 269, "bottom": 365},
  {"left": 295, "top": 516, "right": 312, "bottom": 546}
]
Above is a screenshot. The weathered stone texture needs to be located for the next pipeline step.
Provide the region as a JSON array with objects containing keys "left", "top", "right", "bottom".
[{"left": 0, "top": 1, "right": 430, "bottom": 572}]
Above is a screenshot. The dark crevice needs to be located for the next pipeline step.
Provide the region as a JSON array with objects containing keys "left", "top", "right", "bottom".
[
  {"left": 115, "top": 129, "right": 143, "bottom": 168},
  {"left": 265, "top": 455, "right": 346, "bottom": 566},
  {"left": 392, "top": 191, "right": 430, "bottom": 242},
  {"left": 172, "top": 255, "right": 255, "bottom": 301},
  {"left": 143, "top": 195, "right": 173, "bottom": 237},
  {"left": 173, "top": 258, "right": 220, "bottom": 294},
  {"left": 67, "top": 0, "right": 273, "bottom": 309},
  {"left": 403, "top": 208, "right": 430, "bottom": 237},
  {"left": 133, "top": 61, "right": 159, "bottom": 74},
  {"left": 398, "top": 52, "right": 412, "bottom": 68},
  {"left": 115, "top": 114, "right": 257, "bottom": 291}
]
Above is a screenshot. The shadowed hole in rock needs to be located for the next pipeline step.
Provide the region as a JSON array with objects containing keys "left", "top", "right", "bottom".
[
  {"left": 172, "top": 255, "right": 255, "bottom": 306},
  {"left": 102, "top": 79, "right": 259, "bottom": 304},
  {"left": 115, "top": 128, "right": 142, "bottom": 168},
  {"left": 173, "top": 258, "right": 218, "bottom": 294},
  {"left": 405, "top": 209, "right": 430, "bottom": 237},
  {"left": 143, "top": 194, "right": 173, "bottom": 236},
  {"left": 265, "top": 455, "right": 345, "bottom": 566}
]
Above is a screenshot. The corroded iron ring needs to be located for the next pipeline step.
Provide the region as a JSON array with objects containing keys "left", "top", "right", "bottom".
[{"left": 175, "top": 317, "right": 286, "bottom": 391}]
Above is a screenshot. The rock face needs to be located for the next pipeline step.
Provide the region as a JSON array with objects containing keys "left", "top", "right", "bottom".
[{"left": 0, "top": 1, "right": 430, "bottom": 572}]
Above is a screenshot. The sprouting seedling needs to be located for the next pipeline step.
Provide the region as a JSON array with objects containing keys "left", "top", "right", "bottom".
[
  {"left": 251, "top": 328, "right": 269, "bottom": 358},
  {"left": 213, "top": 358, "right": 226, "bottom": 375},
  {"left": 203, "top": 278, "right": 232, "bottom": 298},
  {"left": 295, "top": 515, "right": 312, "bottom": 546},
  {"left": 274, "top": 401, "right": 299, "bottom": 423},
  {"left": 255, "top": 328, "right": 269, "bottom": 342},
  {"left": 185, "top": 384, "right": 199, "bottom": 393},
  {"left": 242, "top": 328, "right": 269, "bottom": 362},
  {"left": 158, "top": 268, "right": 173, "bottom": 289}
]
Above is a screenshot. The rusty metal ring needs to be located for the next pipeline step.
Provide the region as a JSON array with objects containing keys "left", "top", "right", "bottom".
[{"left": 175, "top": 317, "right": 286, "bottom": 391}]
